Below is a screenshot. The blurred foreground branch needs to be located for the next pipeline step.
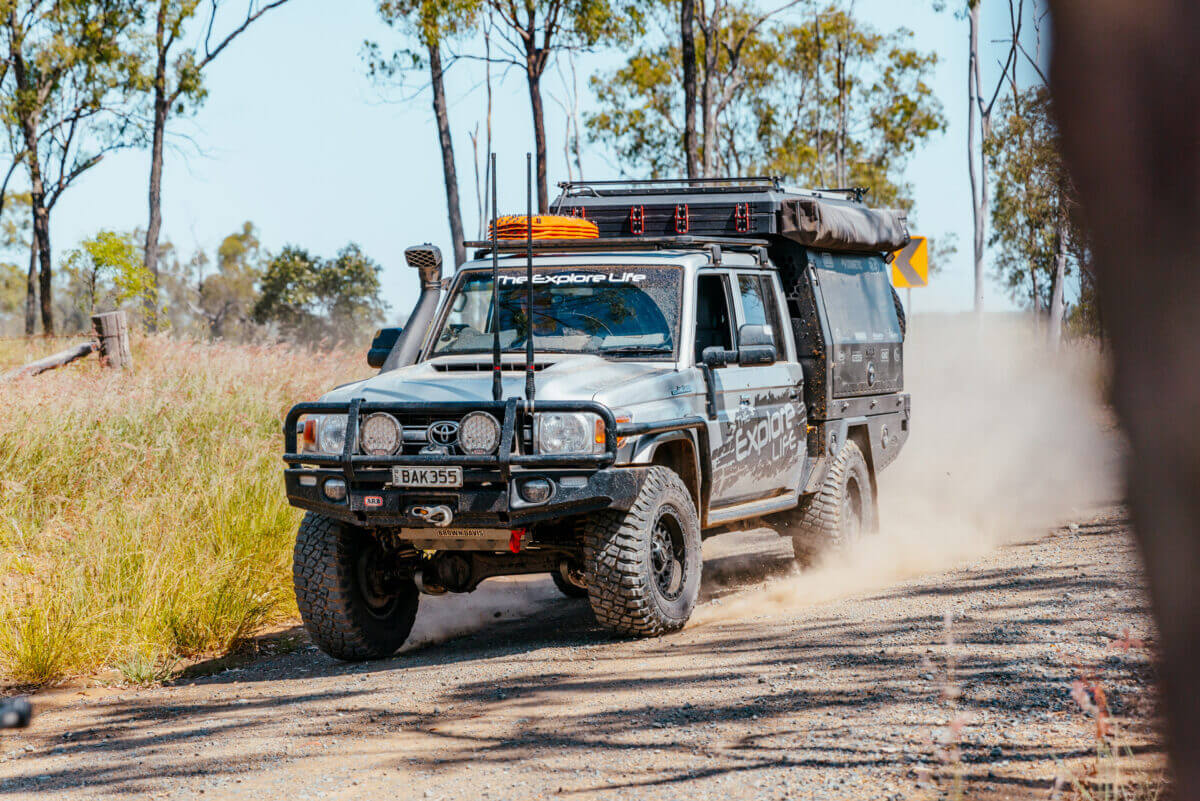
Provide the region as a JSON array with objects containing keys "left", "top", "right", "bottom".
[{"left": 1047, "top": 0, "right": 1200, "bottom": 794}]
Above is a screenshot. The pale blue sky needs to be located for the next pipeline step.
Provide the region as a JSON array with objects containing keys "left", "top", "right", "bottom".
[{"left": 47, "top": 0, "right": 1032, "bottom": 321}]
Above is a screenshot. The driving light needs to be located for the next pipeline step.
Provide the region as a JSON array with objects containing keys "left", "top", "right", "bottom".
[
  {"left": 360, "top": 413, "right": 402, "bottom": 455},
  {"left": 317, "top": 415, "right": 348, "bottom": 455},
  {"left": 458, "top": 411, "right": 501, "bottom": 454},
  {"left": 518, "top": 477, "right": 554, "bottom": 504},
  {"left": 536, "top": 413, "right": 601, "bottom": 454},
  {"left": 323, "top": 478, "right": 347, "bottom": 501}
]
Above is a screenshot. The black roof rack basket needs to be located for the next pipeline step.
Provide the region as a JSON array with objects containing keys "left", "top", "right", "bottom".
[{"left": 548, "top": 176, "right": 910, "bottom": 252}]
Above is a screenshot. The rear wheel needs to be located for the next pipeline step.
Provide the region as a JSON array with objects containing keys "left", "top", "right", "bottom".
[
  {"left": 787, "top": 440, "right": 874, "bottom": 567},
  {"left": 583, "top": 467, "right": 702, "bottom": 636},
  {"left": 293, "top": 513, "right": 419, "bottom": 661}
]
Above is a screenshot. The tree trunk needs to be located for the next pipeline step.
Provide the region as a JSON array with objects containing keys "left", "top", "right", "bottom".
[
  {"left": 1047, "top": 0, "right": 1200, "bottom": 793},
  {"left": 680, "top": 0, "right": 698, "bottom": 179},
  {"left": 967, "top": 1, "right": 985, "bottom": 314},
  {"left": 835, "top": 38, "right": 848, "bottom": 187},
  {"left": 92, "top": 311, "right": 132, "bottom": 370},
  {"left": 144, "top": 6, "right": 169, "bottom": 331},
  {"left": 1047, "top": 211, "right": 1067, "bottom": 349},
  {"left": 31, "top": 182, "right": 52, "bottom": 335},
  {"left": 699, "top": 0, "right": 720, "bottom": 177},
  {"left": 23, "top": 246, "right": 36, "bottom": 335},
  {"left": 429, "top": 42, "right": 467, "bottom": 266},
  {"left": 524, "top": 50, "right": 549, "bottom": 213}
]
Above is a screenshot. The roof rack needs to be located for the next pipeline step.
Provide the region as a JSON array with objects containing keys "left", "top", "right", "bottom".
[
  {"left": 556, "top": 177, "right": 782, "bottom": 200},
  {"left": 465, "top": 235, "right": 770, "bottom": 259}
]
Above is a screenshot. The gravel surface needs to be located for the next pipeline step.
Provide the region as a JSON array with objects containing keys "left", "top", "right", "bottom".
[{"left": 0, "top": 507, "right": 1163, "bottom": 800}]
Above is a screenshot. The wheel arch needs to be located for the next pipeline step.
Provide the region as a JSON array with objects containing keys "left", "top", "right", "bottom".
[
  {"left": 846, "top": 423, "right": 880, "bottom": 526},
  {"left": 630, "top": 431, "right": 703, "bottom": 514}
]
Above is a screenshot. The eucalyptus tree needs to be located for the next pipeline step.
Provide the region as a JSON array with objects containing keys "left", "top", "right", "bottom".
[
  {"left": 137, "top": 0, "right": 293, "bottom": 327},
  {"left": 0, "top": 0, "right": 145, "bottom": 334},
  {"left": 369, "top": 0, "right": 479, "bottom": 267},
  {"left": 588, "top": 1, "right": 944, "bottom": 207},
  {"left": 485, "top": 0, "right": 642, "bottom": 211}
]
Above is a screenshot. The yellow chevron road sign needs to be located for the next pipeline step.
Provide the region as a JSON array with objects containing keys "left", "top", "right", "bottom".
[{"left": 892, "top": 236, "right": 928, "bottom": 288}]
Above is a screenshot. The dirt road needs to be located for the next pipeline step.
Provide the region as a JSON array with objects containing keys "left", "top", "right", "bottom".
[{"left": 0, "top": 508, "right": 1162, "bottom": 800}]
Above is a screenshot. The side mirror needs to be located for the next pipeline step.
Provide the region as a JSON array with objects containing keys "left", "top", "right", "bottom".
[
  {"left": 701, "top": 345, "right": 731, "bottom": 369},
  {"left": 737, "top": 324, "right": 777, "bottom": 366},
  {"left": 368, "top": 327, "right": 403, "bottom": 368}
]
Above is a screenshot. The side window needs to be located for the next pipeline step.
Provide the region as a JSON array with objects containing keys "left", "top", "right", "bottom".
[
  {"left": 813, "top": 252, "right": 901, "bottom": 344},
  {"left": 736, "top": 273, "right": 784, "bottom": 350},
  {"left": 695, "top": 274, "right": 734, "bottom": 362}
]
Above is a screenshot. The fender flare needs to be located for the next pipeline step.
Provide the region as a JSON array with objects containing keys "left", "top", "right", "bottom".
[{"left": 629, "top": 429, "right": 704, "bottom": 510}]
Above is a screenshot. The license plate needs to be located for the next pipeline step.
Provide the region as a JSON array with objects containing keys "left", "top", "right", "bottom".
[{"left": 392, "top": 466, "right": 462, "bottom": 488}]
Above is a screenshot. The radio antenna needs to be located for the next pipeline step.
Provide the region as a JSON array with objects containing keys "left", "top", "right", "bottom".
[
  {"left": 524, "top": 153, "right": 536, "bottom": 404},
  {"left": 490, "top": 153, "right": 503, "bottom": 402}
]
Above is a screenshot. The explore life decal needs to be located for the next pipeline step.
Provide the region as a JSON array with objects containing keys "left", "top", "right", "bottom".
[
  {"left": 497, "top": 272, "right": 649, "bottom": 286},
  {"left": 709, "top": 388, "right": 805, "bottom": 499}
]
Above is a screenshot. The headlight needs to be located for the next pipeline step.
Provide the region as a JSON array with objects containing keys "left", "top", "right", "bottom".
[
  {"left": 360, "top": 412, "right": 402, "bottom": 455},
  {"left": 458, "top": 411, "right": 501, "bottom": 454},
  {"left": 317, "top": 414, "right": 348, "bottom": 454},
  {"left": 536, "top": 412, "right": 602, "bottom": 454}
]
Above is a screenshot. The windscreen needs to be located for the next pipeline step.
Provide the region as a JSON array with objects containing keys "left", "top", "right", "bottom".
[
  {"left": 814, "top": 253, "right": 902, "bottom": 344},
  {"left": 431, "top": 265, "right": 683, "bottom": 359}
]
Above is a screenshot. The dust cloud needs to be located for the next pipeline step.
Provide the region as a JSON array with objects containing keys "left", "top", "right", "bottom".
[
  {"left": 396, "top": 314, "right": 1122, "bottom": 641},
  {"left": 401, "top": 576, "right": 566, "bottom": 651},
  {"left": 693, "top": 313, "right": 1123, "bottom": 624}
]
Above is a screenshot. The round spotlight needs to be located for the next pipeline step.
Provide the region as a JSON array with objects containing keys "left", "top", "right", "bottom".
[
  {"left": 359, "top": 413, "right": 402, "bottom": 455},
  {"left": 458, "top": 411, "right": 501, "bottom": 454}
]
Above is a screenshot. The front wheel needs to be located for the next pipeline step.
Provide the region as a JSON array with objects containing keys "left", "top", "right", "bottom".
[
  {"left": 583, "top": 467, "right": 702, "bottom": 636},
  {"left": 293, "top": 513, "right": 419, "bottom": 661},
  {"left": 787, "top": 440, "right": 875, "bottom": 567}
]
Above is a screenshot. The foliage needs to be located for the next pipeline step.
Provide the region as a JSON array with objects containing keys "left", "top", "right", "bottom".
[
  {"left": 61, "top": 229, "right": 156, "bottom": 325},
  {"left": 587, "top": 0, "right": 944, "bottom": 208},
  {"left": 0, "top": 262, "right": 21, "bottom": 319},
  {"left": 370, "top": 0, "right": 479, "bottom": 56},
  {"left": 253, "top": 243, "right": 388, "bottom": 346},
  {"left": 986, "top": 86, "right": 1087, "bottom": 314},
  {"left": 0, "top": 335, "right": 365, "bottom": 685},
  {"left": 0, "top": 0, "right": 148, "bottom": 334}
]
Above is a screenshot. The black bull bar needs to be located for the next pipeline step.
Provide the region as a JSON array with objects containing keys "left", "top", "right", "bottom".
[{"left": 282, "top": 397, "right": 705, "bottom": 478}]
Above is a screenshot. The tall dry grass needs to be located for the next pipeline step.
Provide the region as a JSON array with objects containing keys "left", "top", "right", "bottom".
[{"left": 0, "top": 335, "right": 365, "bottom": 685}]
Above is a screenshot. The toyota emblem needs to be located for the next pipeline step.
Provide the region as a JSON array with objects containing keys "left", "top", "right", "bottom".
[{"left": 428, "top": 421, "right": 460, "bottom": 446}]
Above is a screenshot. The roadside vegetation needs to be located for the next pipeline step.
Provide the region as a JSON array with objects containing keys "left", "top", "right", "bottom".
[{"left": 0, "top": 335, "right": 364, "bottom": 686}]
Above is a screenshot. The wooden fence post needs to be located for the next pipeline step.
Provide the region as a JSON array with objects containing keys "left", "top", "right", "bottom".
[{"left": 91, "top": 311, "right": 132, "bottom": 371}]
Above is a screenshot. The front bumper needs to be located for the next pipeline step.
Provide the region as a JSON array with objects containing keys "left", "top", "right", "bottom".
[
  {"left": 284, "top": 465, "right": 649, "bottom": 528},
  {"left": 281, "top": 397, "right": 704, "bottom": 530}
]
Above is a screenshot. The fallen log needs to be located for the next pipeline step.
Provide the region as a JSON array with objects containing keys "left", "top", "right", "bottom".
[{"left": 2, "top": 341, "right": 98, "bottom": 381}]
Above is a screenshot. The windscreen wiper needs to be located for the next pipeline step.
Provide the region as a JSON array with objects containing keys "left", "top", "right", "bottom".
[{"left": 599, "top": 345, "right": 674, "bottom": 355}]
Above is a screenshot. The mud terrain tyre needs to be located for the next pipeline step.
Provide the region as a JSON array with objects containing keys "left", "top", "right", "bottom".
[
  {"left": 583, "top": 467, "right": 702, "bottom": 636},
  {"left": 892, "top": 286, "right": 907, "bottom": 339},
  {"left": 788, "top": 440, "right": 875, "bottom": 567},
  {"left": 293, "top": 513, "right": 419, "bottom": 661}
]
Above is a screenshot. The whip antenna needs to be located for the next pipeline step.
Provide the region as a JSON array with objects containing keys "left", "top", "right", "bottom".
[
  {"left": 490, "top": 153, "right": 502, "bottom": 402},
  {"left": 524, "top": 153, "right": 536, "bottom": 403}
]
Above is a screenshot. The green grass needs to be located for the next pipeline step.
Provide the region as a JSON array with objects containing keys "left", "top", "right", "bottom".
[{"left": 0, "top": 335, "right": 365, "bottom": 685}]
